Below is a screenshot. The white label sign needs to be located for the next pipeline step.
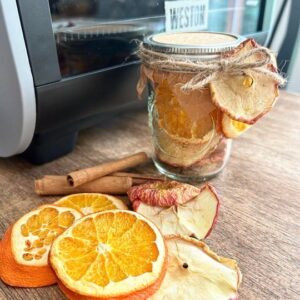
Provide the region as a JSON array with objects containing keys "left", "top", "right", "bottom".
[{"left": 165, "top": 0, "right": 208, "bottom": 32}]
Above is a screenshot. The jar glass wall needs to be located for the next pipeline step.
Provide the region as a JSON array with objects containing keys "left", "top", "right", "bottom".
[{"left": 147, "top": 76, "right": 232, "bottom": 182}]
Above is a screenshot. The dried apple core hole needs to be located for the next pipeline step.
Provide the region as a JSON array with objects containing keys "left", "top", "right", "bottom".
[{"left": 20, "top": 208, "right": 76, "bottom": 261}]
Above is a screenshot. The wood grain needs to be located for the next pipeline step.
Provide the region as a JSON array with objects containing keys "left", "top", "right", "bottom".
[{"left": 0, "top": 91, "right": 299, "bottom": 300}]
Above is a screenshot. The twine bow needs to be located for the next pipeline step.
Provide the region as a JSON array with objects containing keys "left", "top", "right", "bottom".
[{"left": 138, "top": 41, "right": 287, "bottom": 92}]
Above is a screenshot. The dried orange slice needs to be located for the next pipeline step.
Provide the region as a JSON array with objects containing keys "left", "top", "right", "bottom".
[
  {"left": 210, "top": 39, "right": 279, "bottom": 124},
  {"left": 50, "top": 210, "right": 167, "bottom": 299},
  {"left": 221, "top": 113, "right": 251, "bottom": 138},
  {"left": 150, "top": 235, "right": 242, "bottom": 300},
  {"left": 156, "top": 81, "right": 215, "bottom": 139},
  {"left": 55, "top": 193, "right": 127, "bottom": 215},
  {"left": 0, "top": 205, "right": 81, "bottom": 287},
  {"left": 134, "top": 184, "right": 220, "bottom": 240}
]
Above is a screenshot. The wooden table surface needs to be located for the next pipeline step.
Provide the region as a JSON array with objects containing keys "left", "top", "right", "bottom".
[{"left": 0, "top": 91, "right": 299, "bottom": 300}]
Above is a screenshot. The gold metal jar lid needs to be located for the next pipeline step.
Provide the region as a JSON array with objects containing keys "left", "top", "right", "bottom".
[{"left": 143, "top": 31, "right": 245, "bottom": 55}]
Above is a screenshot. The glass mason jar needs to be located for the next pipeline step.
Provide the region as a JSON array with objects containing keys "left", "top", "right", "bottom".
[{"left": 142, "top": 32, "right": 245, "bottom": 182}]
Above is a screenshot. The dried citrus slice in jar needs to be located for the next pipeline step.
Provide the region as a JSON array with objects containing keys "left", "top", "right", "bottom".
[
  {"left": 50, "top": 210, "right": 167, "bottom": 300},
  {"left": 153, "top": 79, "right": 221, "bottom": 168},
  {"left": 210, "top": 39, "right": 279, "bottom": 124},
  {"left": 150, "top": 235, "right": 242, "bottom": 300},
  {"left": 0, "top": 205, "right": 81, "bottom": 287},
  {"left": 55, "top": 193, "right": 127, "bottom": 215},
  {"left": 221, "top": 113, "right": 251, "bottom": 138}
]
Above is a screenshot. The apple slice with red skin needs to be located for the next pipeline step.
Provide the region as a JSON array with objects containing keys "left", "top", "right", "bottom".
[
  {"left": 133, "top": 184, "right": 220, "bottom": 240},
  {"left": 210, "top": 39, "right": 279, "bottom": 125},
  {"left": 128, "top": 181, "right": 201, "bottom": 207}
]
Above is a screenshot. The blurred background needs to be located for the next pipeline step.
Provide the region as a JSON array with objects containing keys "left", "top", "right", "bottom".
[
  {"left": 1, "top": 0, "right": 298, "bottom": 162},
  {"left": 50, "top": 0, "right": 299, "bottom": 92}
]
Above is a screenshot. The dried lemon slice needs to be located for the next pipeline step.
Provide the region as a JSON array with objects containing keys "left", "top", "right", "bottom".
[
  {"left": 55, "top": 193, "right": 127, "bottom": 215},
  {"left": 50, "top": 210, "right": 167, "bottom": 299}
]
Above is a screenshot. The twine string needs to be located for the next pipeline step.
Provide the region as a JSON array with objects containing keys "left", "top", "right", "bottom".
[{"left": 138, "top": 43, "right": 287, "bottom": 91}]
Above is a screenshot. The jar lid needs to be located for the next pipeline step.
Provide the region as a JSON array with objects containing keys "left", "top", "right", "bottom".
[{"left": 143, "top": 31, "right": 245, "bottom": 55}]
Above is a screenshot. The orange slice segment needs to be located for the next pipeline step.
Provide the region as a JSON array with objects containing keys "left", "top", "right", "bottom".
[
  {"left": 50, "top": 210, "right": 167, "bottom": 299},
  {"left": 0, "top": 205, "right": 81, "bottom": 287},
  {"left": 210, "top": 39, "right": 279, "bottom": 124},
  {"left": 55, "top": 193, "right": 128, "bottom": 215},
  {"left": 150, "top": 235, "right": 242, "bottom": 300},
  {"left": 221, "top": 113, "right": 251, "bottom": 138}
]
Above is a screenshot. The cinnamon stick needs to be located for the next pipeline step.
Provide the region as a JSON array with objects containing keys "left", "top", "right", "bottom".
[
  {"left": 35, "top": 175, "right": 132, "bottom": 196},
  {"left": 132, "top": 178, "right": 155, "bottom": 185},
  {"left": 67, "top": 152, "right": 148, "bottom": 187},
  {"left": 112, "top": 172, "right": 166, "bottom": 181}
]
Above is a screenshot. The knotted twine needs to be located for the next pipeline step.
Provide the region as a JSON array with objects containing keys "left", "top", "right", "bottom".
[{"left": 138, "top": 41, "right": 287, "bottom": 92}]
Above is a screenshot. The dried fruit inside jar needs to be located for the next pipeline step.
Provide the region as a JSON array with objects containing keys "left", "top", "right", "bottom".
[
  {"left": 148, "top": 70, "right": 231, "bottom": 181},
  {"left": 140, "top": 32, "right": 281, "bottom": 181}
]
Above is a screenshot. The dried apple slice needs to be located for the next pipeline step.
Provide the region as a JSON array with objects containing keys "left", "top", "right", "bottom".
[
  {"left": 128, "top": 181, "right": 201, "bottom": 207},
  {"left": 150, "top": 235, "right": 242, "bottom": 300},
  {"left": 154, "top": 121, "right": 221, "bottom": 168},
  {"left": 221, "top": 113, "right": 251, "bottom": 138},
  {"left": 210, "top": 39, "right": 279, "bottom": 124},
  {"left": 134, "top": 184, "right": 219, "bottom": 239}
]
